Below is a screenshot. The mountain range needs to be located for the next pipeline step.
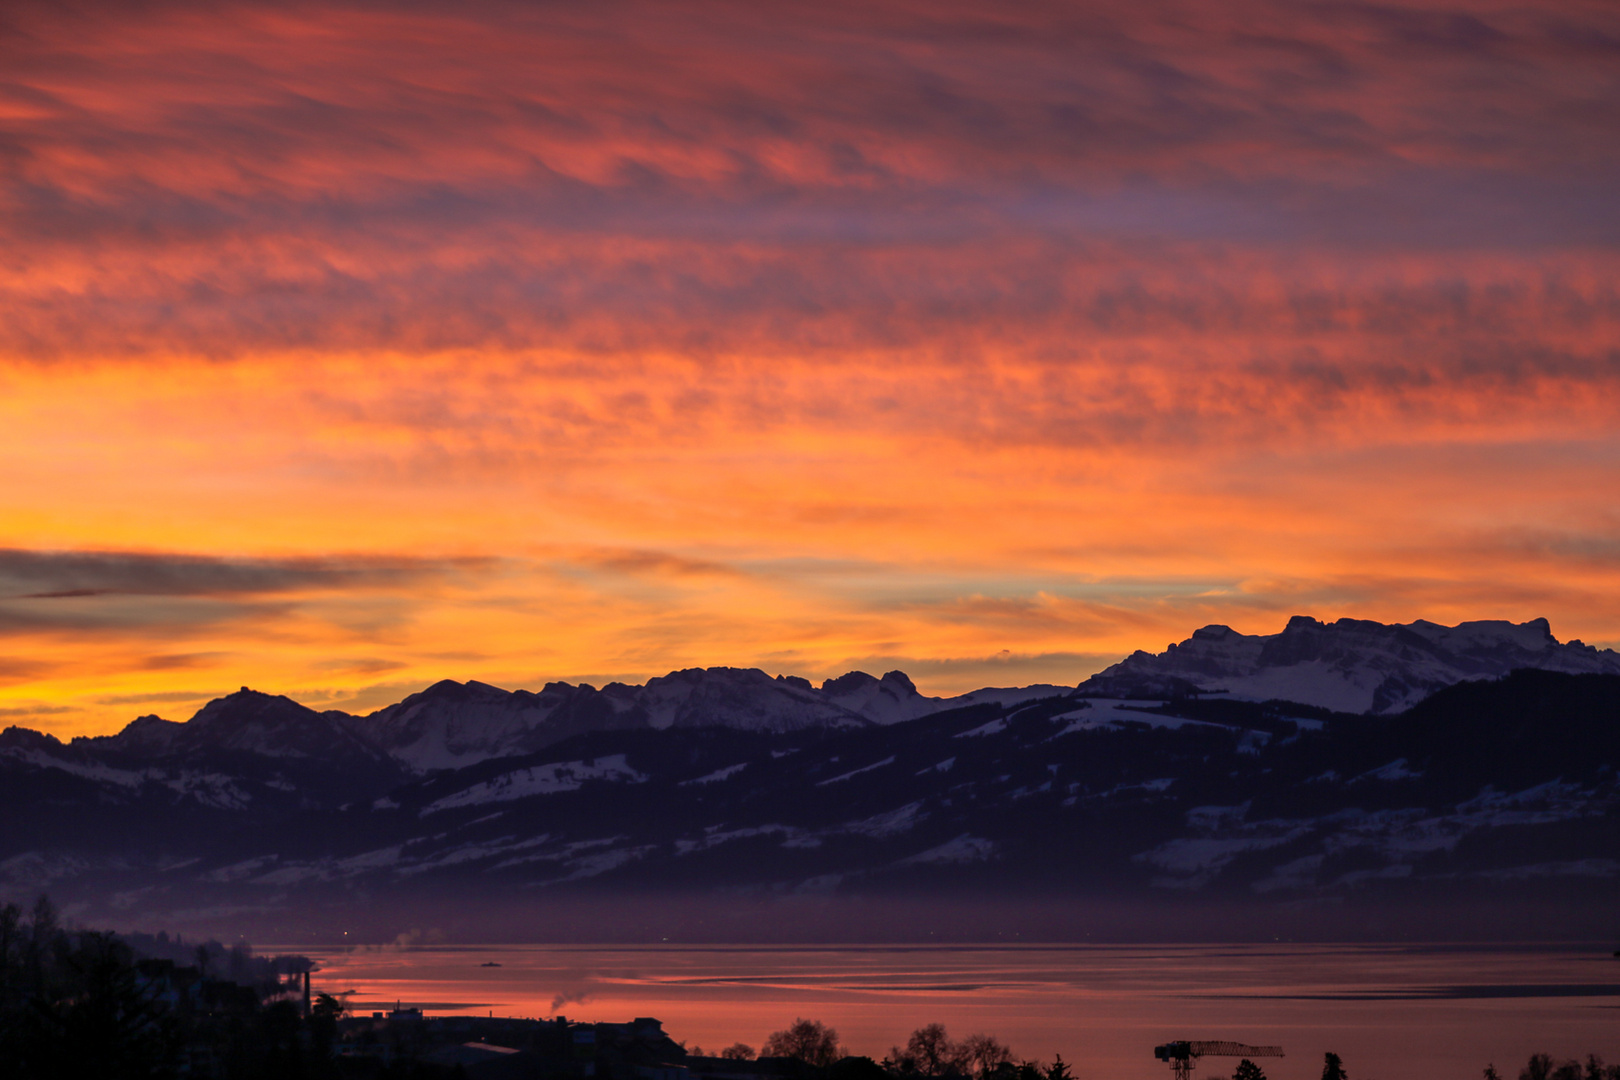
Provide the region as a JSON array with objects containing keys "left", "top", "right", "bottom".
[
  {"left": 1082, "top": 615, "right": 1620, "bottom": 713},
  {"left": 1, "top": 615, "right": 1616, "bottom": 941},
  {"left": 41, "top": 615, "right": 1620, "bottom": 776}
]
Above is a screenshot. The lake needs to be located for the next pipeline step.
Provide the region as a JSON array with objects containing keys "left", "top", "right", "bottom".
[{"left": 292, "top": 943, "right": 1620, "bottom": 1080}]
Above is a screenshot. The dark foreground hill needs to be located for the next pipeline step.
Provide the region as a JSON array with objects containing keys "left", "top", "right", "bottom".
[{"left": 1, "top": 669, "right": 1616, "bottom": 942}]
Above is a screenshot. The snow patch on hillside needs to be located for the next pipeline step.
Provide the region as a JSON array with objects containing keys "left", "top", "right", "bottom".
[
  {"left": 0, "top": 747, "right": 148, "bottom": 788},
  {"left": 816, "top": 756, "right": 896, "bottom": 785},
  {"left": 900, "top": 834, "right": 995, "bottom": 865},
  {"left": 423, "top": 755, "right": 646, "bottom": 813},
  {"left": 680, "top": 763, "right": 749, "bottom": 786},
  {"left": 1352, "top": 759, "right": 1422, "bottom": 783},
  {"left": 844, "top": 801, "right": 925, "bottom": 838}
]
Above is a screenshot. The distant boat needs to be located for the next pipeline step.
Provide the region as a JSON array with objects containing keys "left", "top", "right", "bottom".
[{"left": 480, "top": 962, "right": 502, "bottom": 967}]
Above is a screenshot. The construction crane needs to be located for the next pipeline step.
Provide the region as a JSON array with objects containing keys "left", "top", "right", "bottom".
[{"left": 1154, "top": 1041, "right": 1284, "bottom": 1080}]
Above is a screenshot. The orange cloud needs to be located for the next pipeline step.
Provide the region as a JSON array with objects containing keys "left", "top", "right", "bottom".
[{"left": 1, "top": 0, "right": 1617, "bottom": 735}]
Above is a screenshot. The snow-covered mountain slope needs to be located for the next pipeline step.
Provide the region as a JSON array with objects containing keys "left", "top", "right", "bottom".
[
  {"left": 350, "top": 679, "right": 649, "bottom": 772},
  {"left": 60, "top": 667, "right": 933, "bottom": 777},
  {"left": 1081, "top": 615, "right": 1620, "bottom": 714},
  {"left": 7, "top": 669, "right": 1617, "bottom": 939},
  {"left": 247, "top": 668, "right": 1072, "bottom": 773},
  {"left": 350, "top": 668, "right": 871, "bottom": 770},
  {"left": 350, "top": 668, "right": 1074, "bottom": 767},
  {"left": 945, "top": 684, "right": 1074, "bottom": 710},
  {"left": 29, "top": 616, "right": 1614, "bottom": 784},
  {"left": 2, "top": 690, "right": 409, "bottom": 811},
  {"left": 817, "top": 671, "right": 1072, "bottom": 723},
  {"left": 638, "top": 667, "right": 866, "bottom": 730}
]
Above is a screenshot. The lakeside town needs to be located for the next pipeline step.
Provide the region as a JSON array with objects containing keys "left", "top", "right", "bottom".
[{"left": 2, "top": 899, "right": 1617, "bottom": 1080}]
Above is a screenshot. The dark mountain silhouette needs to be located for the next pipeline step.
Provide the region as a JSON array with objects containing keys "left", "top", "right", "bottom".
[{"left": 98, "top": 689, "right": 388, "bottom": 762}]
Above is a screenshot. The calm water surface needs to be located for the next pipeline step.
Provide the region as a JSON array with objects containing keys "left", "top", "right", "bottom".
[{"left": 288, "top": 944, "right": 1620, "bottom": 1080}]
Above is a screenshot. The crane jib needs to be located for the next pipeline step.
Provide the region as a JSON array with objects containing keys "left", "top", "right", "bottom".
[{"left": 1154, "top": 1042, "right": 1286, "bottom": 1062}]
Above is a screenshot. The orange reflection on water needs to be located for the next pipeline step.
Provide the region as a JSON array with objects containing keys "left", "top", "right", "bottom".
[{"left": 295, "top": 944, "right": 1620, "bottom": 1080}]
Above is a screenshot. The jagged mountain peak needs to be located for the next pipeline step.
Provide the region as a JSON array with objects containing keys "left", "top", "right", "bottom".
[
  {"left": 353, "top": 678, "right": 577, "bottom": 773},
  {"left": 1082, "top": 615, "right": 1620, "bottom": 714},
  {"left": 821, "top": 669, "right": 938, "bottom": 723},
  {"left": 170, "top": 689, "right": 385, "bottom": 761},
  {"left": 1, "top": 725, "right": 66, "bottom": 752},
  {"left": 189, "top": 687, "right": 315, "bottom": 723},
  {"left": 639, "top": 666, "right": 864, "bottom": 730},
  {"left": 821, "top": 669, "right": 918, "bottom": 695},
  {"left": 416, "top": 677, "right": 479, "bottom": 696},
  {"left": 883, "top": 670, "right": 918, "bottom": 692},
  {"left": 376, "top": 677, "right": 526, "bottom": 713},
  {"left": 88, "top": 713, "right": 185, "bottom": 755},
  {"left": 23, "top": 616, "right": 1612, "bottom": 783}
]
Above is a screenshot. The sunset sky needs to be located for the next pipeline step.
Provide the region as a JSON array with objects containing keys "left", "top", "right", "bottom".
[{"left": 4, "top": 0, "right": 1619, "bottom": 737}]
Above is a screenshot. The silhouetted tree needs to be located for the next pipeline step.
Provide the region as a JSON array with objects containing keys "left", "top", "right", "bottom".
[
  {"left": 311, "top": 991, "right": 347, "bottom": 1058},
  {"left": 986, "top": 1063, "right": 1044, "bottom": 1080},
  {"left": 897, "top": 1024, "right": 959, "bottom": 1077},
  {"left": 26, "top": 894, "right": 58, "bottom": 991},
  {"left": 0, "top": 901, "right": 20, "bottom": 989},
  {"left": 1323, "top": 1053, "right": 1347, "bottom": 1080},
  {"left": 18, "top": 930, "right": 181, "bottom": 1080},
  {"left": 1481, "top": 1046, "right": 1620, "bottom": 1078},
  {"left": 888, "top": 1023, "right": 1020, "bottom": 1078},
  {"left": 1045, "top": 1055, "right": 1072, "bottom": 1080},
  {"left": 30, "top": 895, "right": 57, "bottom": 943},
  {"left": 723, "top": 1043, "right": 757, "bottom": 1060},
  {"left": 1234, "top": 1059, "right": 1267, "bottom": 1080},
  {"left": 959, "top": 1034, "right": 1015, "bottom": 1079},
  {"left": 1583, "top": 1055, "right": 1620, "bottom": 1080},
  {"left": 0, "top": 898, "right": 361, "bottom": 1080},
  {"left": 1523, "top": 1054, "right": 1556, "bottom": 1080},
  {"left": 765, "top": 1018, "right": 844, "bottom": 1067}
]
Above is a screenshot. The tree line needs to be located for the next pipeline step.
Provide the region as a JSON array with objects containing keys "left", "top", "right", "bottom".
[
  {"left": 711, "top": 1018, "right": 1072, "bottom": 1080},
  {"left": 1487, "top": 1054, "right": 1620, "bottom": 1080},
  {"left": 0, "top": 896, "right": 361, "bottom": 1080}
]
